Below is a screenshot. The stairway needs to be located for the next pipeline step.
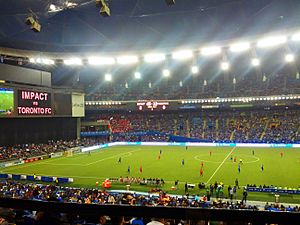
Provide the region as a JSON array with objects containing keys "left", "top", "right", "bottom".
[
  {"left": 186, "top": 119, "right": 190, "bottom": 137},
  {"left": 202, "top": 119, "right": 206, "bottom": 139},
  {"left": 260, "top": 120, "right": 269, "bottom": 141}
]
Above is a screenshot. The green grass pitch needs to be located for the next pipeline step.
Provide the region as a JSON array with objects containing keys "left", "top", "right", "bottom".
[
  {"left": 0, "top": 91, "right": 14, "bottom": 116},
  {"left": 1, "top": 146, "right": 300, "bottom": 203}
]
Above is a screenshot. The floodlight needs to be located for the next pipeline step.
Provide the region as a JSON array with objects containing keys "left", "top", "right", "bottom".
[
  {"left": 88, "top": 57, "right": 115, "bottom": 65},
  {"left": 229, "top": 42, "right": 250, "bottom": 52},
  {"left": 36, "top": 58, "right": 41, "bottom": 63},
  {"left": 105, "top": 73, "right": 112, "bottom": 81},
  {"left": 251, "top": 58, "right": 260, "bottom": 67},
  {"left": 191, "top": 66, "right": 199, "bottom": 74},
  {"left": 201, "top": 46, "right": 221, "bottom": 56},
  {"left": 144, "top": 53, "right": 166, "bottom": 63},
  {"left": 64, "top": 58, "right": 82, "bottom": 65},
  {"left": 41, "top": 58, "right": 55, "bottom": 65},
  {"left": 285, "top": 54, "right": 295, "bottom": 63},
  {"left": 172, "top": 50, "right": 193, "bottom": 60},
  {"left": 292, "top": 32, "right": 300, "bottom": 41},
  {"left": 163, "top": 69, "right": 170, "bottom": 77},
  {"left": 134, "top": 72, "right": 141, "bottom": 79},
  {"left": 165, "top": 0, "right": 175, "bottom": 6},
  {"left": 117, "top": 55, "right": 138, "bottom": 64},
  {"left": 221, "top": 62, "right": 230, "bottom": 71},
  {"left": 29, "top": 58, "right": 35, "bottom": 63},
  {"left": 257, "top": 35, "right": 287, "bottom": 48}
]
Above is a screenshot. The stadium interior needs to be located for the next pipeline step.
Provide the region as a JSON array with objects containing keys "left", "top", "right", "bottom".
[{"left": 0, "top": 0, "right": 300, "bottom": 224}]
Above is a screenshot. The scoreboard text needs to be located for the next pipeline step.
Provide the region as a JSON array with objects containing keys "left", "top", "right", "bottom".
[{"left": 17, "top": 90, "right": 52, "bottom": 115}]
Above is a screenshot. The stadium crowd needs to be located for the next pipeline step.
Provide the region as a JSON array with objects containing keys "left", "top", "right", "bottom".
[
  {"left": 85, "top": 73, "right": 300, "bottom": 101},
  {"left": 0, "top": 138, "right": 107, "bottom": 162},
  {"left": 98, "top": 110, "right": 300, "bottom": 144},
  {"left": 0, "top": 180, "right": 299, "bottom": 225}
]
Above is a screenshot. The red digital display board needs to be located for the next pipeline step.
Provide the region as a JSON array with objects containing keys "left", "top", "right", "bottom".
[
  {"left": 137, "top": 101, "right": 169, "bottom": 111},
  {"left": 17, "top": 90, "right": 52, "bottom": 116}
]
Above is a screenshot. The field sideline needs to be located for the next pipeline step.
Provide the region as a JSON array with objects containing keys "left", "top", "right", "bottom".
[{"left": 1, "top": 145, "right": 300, "bottom": 203}]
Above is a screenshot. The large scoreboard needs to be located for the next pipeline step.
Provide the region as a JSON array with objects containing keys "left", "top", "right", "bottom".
[
  {"left": 0, "top": 85, "right": 84, "bottom": 118},
  {"left": 0, "top": 88, "right": 14, "bottom": 117},
  {"left": 17, "top": 90, "right": 52, "bottom": 116}
]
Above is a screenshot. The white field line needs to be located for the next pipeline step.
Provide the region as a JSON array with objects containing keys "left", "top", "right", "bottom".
[
  {"left": 2, "top": 149, "right": 140, "bottom": 171},
  {"left": 84, "top": 149, "right": 141, "bottom": 166},
  {"left": 205, "top": 147, "right": 236, "bottom": 185}
]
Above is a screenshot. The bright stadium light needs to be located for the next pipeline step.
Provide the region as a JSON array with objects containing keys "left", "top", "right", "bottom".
[
  {"left": 221, "top": 62, "right": 230, "bottom": 71},
  {"left": 88, "top": 57, "right": 115, "bottom": 65},
  {"left": 144, "top": 53, "right": 166, "bottom": 63},
  {"left": 191, "top": 65, "right": 199, "bottom": 74},
  {"left": 291, "top": 32, "right": 300, "bottom": 41},
  {"left": 134, "top": 72, "right": 141, "bottom": 79},
  {"left": 163, "top": 69, "right": 170, "bottom": 77},
  {"left": 172, "top": 50, "right": 193, "bottom": 60},
  {"left": 256, "top": 35, "right": 287, "bottom": 48},
  {"left": 285, "top": 54, "right": 295, "bottom": 63},
  {"left": 201, "top": 46, "right": 221, "bottom": 56},
  {"left": 41, "top": 58, "right": 55, "bottom": 65},
  {"left": 64, "top": 58, "right": 82, "bottom": 65},
  {"left": 29, "top": 58, "right": 35, "bottom": 63},
  {"left": 229, "top": 42, "right": 250, "bottom": 52},
  {"left": 251, "top": 58, "right": 260, "bottom": 67},
  {"left": 117, "top": 55, "right": 139, "bottom": 65},
  {"left": 104, "top": 73, "right": 112, "bottom": 81}
]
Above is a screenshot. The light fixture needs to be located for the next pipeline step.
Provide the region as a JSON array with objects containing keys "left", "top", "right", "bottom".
[
  {"left": 191, "top": 66, "right": 199, "bottom": 74},
  {"left": 64, "top": 58, "right": 82, "bottom": 65},
  {"left": 41, "top": 58, "right": 55, "bottom": 65},
  {"left": 117, "top": 55, "right": 139, "bottom": 65},
  {"left": 291, "top": 32, "right": 300, "bottom": 41},
  {"left": 88, "top": 57, "right": 115, "bottom": 65},
  {"left": 105, "top": 73, "right": 112, "bottom": 81},
  {"left": 229, "top": 42, "right": 250, "bottom": 52},
  {"left": 134, "top": 72, "right": 141, "bottom": 79},
  {"left": 285, "top": 54, "right": 295, "bottom": 63},
  {"left": 163, "top": 69, "right": 170, "bottom": 77},
  {"left": 144, "top": 53, "right": 166, "bottom": 63},
  {"left": 201, "top": 46, "right": 221, "bottom": 56},
  {"left": 221, "top": 62, "right": 230, "bottom": 71},
  {"left": 251, "top": 58, "right": 260, "bottom": 67},
  {"left": 257, "top": 35, "right": 287, "bottom": 48},
  {"left": 172, "top": 50, "right": 193, "bottom": 60}
]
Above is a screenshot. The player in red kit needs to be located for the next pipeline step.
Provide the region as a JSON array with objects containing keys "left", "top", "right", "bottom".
[
  {"left": 200, "top": 168, "right": 203, "bottom": 177},
  {"left": 139, "top": 165, "right": 143, "bottom": 173},
  {"left": 234, "top": 156, "right": 237, "bottom": 163},
  {"left": 280, "top": 152, "right": 284, "bottom": 158},
  {"left": 201, "top": 161, "right": 204, "bottom": 168},
  {"left": 210, "top": 151, "right": 212, "bottom": 156}
]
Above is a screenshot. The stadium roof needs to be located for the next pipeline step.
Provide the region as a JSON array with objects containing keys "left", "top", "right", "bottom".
[{"left": 1, "top": 0, "right": 300, "bottom": 53}]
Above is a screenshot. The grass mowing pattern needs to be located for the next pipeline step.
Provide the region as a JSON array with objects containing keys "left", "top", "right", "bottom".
[{"left": 1, "top": 146, "right": 300, "bottom": 203}]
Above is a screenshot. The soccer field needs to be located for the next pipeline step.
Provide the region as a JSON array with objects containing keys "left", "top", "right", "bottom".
[
  {"left": 1, "top": 145, "right": 300, "bottom": 202},
  {"left": 0, "top": 91, "right": 14, "bottom": 116}
]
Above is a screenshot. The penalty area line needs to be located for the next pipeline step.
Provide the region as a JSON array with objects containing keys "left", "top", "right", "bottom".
[{"left": 205, "top": 147, "right": 236, "bottom": 185}]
